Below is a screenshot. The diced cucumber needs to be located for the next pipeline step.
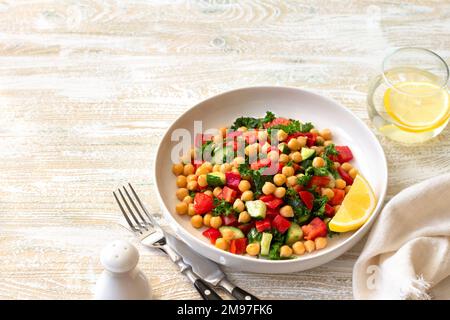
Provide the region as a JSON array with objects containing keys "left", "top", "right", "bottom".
[
  {"left": 206, "top": 172, "right": 226, "bottom": 187},
  {"left": 245, "top": 200, "right": 267, "bottom": 219},
  {"left": 301, "top": 147, "right": 315, "bottom": 160},
  {"left": 219, "top": 226, "right": 245, "bottom": 240},
  {"left": 260, "top": 232, "right": 273, "bottom": 256},
  {"left": 278, "top": 143, "right": 290, "bottom": 154},
  {"left": 285, "top": 223, "right": 303, "bottom": 246}
]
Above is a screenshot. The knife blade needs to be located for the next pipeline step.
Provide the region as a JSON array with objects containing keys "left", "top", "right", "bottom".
[{"left": 166, "top": 233, "right": 259, "bottom": 300}]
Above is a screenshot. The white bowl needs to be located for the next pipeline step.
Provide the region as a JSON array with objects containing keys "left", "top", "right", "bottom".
[{"left": 154, "top": 86, "right": 387, "bottom": 273}]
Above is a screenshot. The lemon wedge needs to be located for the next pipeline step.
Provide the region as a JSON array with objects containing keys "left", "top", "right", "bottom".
[{"left": 329, "top": 175, "right": 376, "bottom": 233}]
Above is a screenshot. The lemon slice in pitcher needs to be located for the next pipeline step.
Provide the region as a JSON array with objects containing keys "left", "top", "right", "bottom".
[
  {"left": 329, "top": 175, "right": 376, "bottom": 233},
  {"left": 383, "top": 81, "right": 449, "bottom": 132}
]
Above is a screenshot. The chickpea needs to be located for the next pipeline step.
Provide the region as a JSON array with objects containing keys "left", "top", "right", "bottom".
[
  {"left": 238, "top": 126, "right": 248, "bottom": 132},
  {"left": 215, "top": 238, "right": 229, "bottom": 251},
  {"left": 280, "top": 205, "right": 294, "bottom": 218},
  {"left": 335, "top": 178, "right": 346, "bottom": 189},
  {"left": 246, "top": 242, "right": 260, "bottom": 256},
  {"left": 176, "top": 188, "right": 189, "bottom": 201},
  {"left": 219, "top": 127, "right": 227, "bottom": 137},
  {"left": 274, "top": 187, "right": 286, "bottom": 198},
  {"left": 282, "top": 166, "right": 295, "bottom": 177},
  {"left": 334, "top": 162, "right": 341, "bottom": 169},
  {"left": 241, "top": 190, "right": 254, "bottom": 201},
  {"left": 321, "top": 188, "right": 335, "bottom": 200},
  {"left": 195, "top": 165, "right": 210, "bottom": 176},
  {"left": 182, "top": 195, "right": 193, "bottom": 204},
  {"left": 203, "top": 213, "right": 212, "bottom": 227},
  {"left": 304, "top": 240, "right": 316, "bottom": 253},
  {"left": 297, "top": 136, "right": 307, "bottom": 148},
  {"left": 191, "top": 215, "right": 203, "bottom": 228},
  {"left": 220, "top": 163, "right": 232, "bottom": 173},
  {"left": 273, "top": 174, "right": 287, "bottom": 186},
  {"left": 312, "top": 146, "right": 324, "bottom": 156},
  {"left": 233, "top": 156, "right": 245, "bottom": 168},
  {"left": 312, "top": 157, "right": 325, "bottom": 168},
  {"left": 286, "top": 175, "right": 298, "bottom": 187},
  {"left": 176, "top": 175, "right": 187, "bottom": 188},
  {"left": 233, "top": 199, "right": 245, "bottom": 213},
  {"left": 310, "top": 128, "right": 319, "bottom": 134},
  {"left": 238, "top": 211, "right": 251, "bottom": 224},
  {"left": 186, "top": 174, "right": 197, "bottom": 182},
  {"left": 202, "top": 161, "right": 213, "bottom": 170},
  {"left": 345, "top": 185, "right": 352, "bottom": 194},
  {"left": 292, "top": 241, "right": 306, "bottom": 255},
  {"left": 260, "top": 142, "right": 271, "bottom": 153},
  {"left": 287, "top": 138, "right": 300, "bottom": 151},
  {"left": 280, "top": 245, "right": 293, "bottom": 258},
  {"left": 258, "top": 130, "right": 268, "bottom": 142},
  {"left": 290, "top": 151, "right": 302, "bottom": 163},
  {"left": 262, "top": 182, "right": 276, "bottom": 195},
  {"left": 213, "top": 134, "right": 222, "bottom": 144},
  {"left": 176, "top": 202, "right": 188, "bottom": 215},
  {"left": 279, "top": 153, "right": 290, "bottom": 163},
  {"left": 277, "top": 129, "right": 288, "bottom": 142},
  {"left": 341, "top": 162, "right": 353, "bottom": 172},
  {"left": 221, "top": 228, "right": 235, "bottom": 241},
  {"left": 319, "top": 128, "right": 332, "bottom": 140},
  {"left": 324, "top": 140, "right": 334, "bottom": 147},
  {"left": 188, "top": 203, "right": 196, "bottom": 216},
  {"left": 204, "top": 190, "right": 213, "bottom": 197},
  {"left": 349, "top": 168, "right": 358, "bottom": 179},
  {"left": 213, "top": 187, "right": 222, "bottom": 197},
  {"left": 172, "top": 163, "right": 184, "bottom": 176},
  {"left": 187, "top": 181, "right": 198, "bottom": 191},
  {"left": 198, "top": 174, "right": 208, "bottom": 187},
  {"left": 245, "top": 144, "right": 258, "bottom": 157},
  {"left": 238, "top": 180, "right": 251, "bottom": 192},
  {"left": 212, "top": 164, "right": 221, "bottom": 172},
  {"left": 210, "top": 216, "right": 223, "bottom": 229},
  {"left": 315, "top": 237, "right": 328, "bottom": 250},
  {"left": 315, "top": 136, "right": 325, "bottom": 146},
  {"left": 183, "top": 163, "right": 195, "bottom": 176},
  {"left": 267, "top": 150, "right": 279, "bottom": 162}
]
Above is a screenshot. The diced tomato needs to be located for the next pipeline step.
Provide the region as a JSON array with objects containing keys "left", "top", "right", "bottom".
[
  {"left": 264, "top": 117, "right": 291, "bottom": 129},
  {"left": 292, "top": 163, "right": 301, "bottom": 173},
  {"left": 330, "top": 146, "right": 354, "bottom": 163},
  {"left": 225, "top": 172, "right": 241, "bottom": 190},
  {"left": 266, "top": 207, "right": 279, "bottom": 220},
  {"left": 193, "top": 193, "right": 214, "bottom": 215},
  {"left": 301, "top": 217, "right": 327, "bottom": 240},
  {"left": 277, "top": 162, "right": 285, "bottom": 173},
  {"left": 238, "top": 222, "right": 255, "bottom": 235},
  {"left": 308, "top": 176, "right": 331, "bottom": 188},
  {"left": 259, "top": 194, "right": 274, "bottom": 202},
  {"left": 221, "top": 186, "right": 237, "bottom": 203},
  {"left": 288, "top": 132, "right": 317, "bottom": 147},
  {"left": 244, "top": 132, "right": 258, "bottom": 144},
  {"left": 272, "top": 215, "right": 291, "bottom": 234},
  {"left": 324, "top": 203, "right": 335, "bottom": 217},
  {"left": 259, "top": 194, "right": 284, "bottom": 209},
  {"left": 298, "top": 191, "right": 314, "bottom": 210},
  {"left": 230, "top": 238, "right": 248, "bottom": 255},
  {"left": 226, "top": 131, "right": 243, "bottom": 140},
  {"left": 337, "top": 166, "right": 354, "bottom": 185},
  {"left": 223, "top": 214, "right": 238, "bottom": 226},
  {"left": 255, "top": 218, "right": 272, "bottom": 232},
  {"left": 250, "top": 158, "right": 271, "bottom": 170},
  {"left": 202, "top": 228, "right": 221, "bottom": 244},
  {"left": 293, "top": 185, "right": 304, "bottom": 193},
  {"left": 329, "top": 188, "right": 345, "bottom": 206}
]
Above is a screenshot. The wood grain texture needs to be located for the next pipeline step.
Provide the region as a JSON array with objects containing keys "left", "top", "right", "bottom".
[{"left": 0, "top": 0, "right": 449, "bottom": 300}]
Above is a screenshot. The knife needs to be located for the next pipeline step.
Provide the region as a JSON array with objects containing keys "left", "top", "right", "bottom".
[{"left": 166, "top": 233, "right": 259, "bottom": 300}]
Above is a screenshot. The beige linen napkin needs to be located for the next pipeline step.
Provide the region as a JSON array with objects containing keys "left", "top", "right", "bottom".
[{"left": 353, "top": 173, "right": 450, "bottom": 300}]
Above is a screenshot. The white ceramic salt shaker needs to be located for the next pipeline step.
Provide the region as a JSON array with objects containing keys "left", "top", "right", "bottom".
[{"left": 94, "top": 240, "right": 151, "bottom": 300}]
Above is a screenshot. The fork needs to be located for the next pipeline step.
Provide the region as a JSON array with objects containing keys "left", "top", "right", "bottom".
[{"left": 113, "top": 183, "right": 222, "bottom": 300}]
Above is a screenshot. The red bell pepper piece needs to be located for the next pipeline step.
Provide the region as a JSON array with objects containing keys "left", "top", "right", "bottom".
[
  {"left": 259, "top": 194, "right": 284, "bottom": 209},
  {"left": 330, "top": 146, "right": 354, "bottom": 163},
  {"left": 272, "top": 215, "right": 291, "bottom": 234},
  {"left": 337, "top": 166, "right": 354, "bottom": 185},
  {"left": 308, "top": 176, "right": 331, "bottom": 188},
  {"left": 225, "top": 172, "right": 241, "bottom": 190},
  {"left": 264, "top": 117, "right": 291, "bottom": 129},
  {"left": 255, "top": 218, "right": 272, "bottom": 232},
  {"left": 250, "top": 158, "right": 271, "bottom": 170},
  {"left": 324, "top": 203, "right": 335, "bottom": 217},
  {"left": 238, "top": 222, "right": 255, "bottom": 235},
  {"left": 221, "top": 186, "right": 237, "bottom": 203},
  {"left": 266, "top": 207, "right": 279, "bottom": 220},
  {"left": 202, "top": 227, "right": 221, "bottom": 244},
  {"left": 298, "top": 191, "right": 314, "bottom": 210},
  {"left": 193, "top": 193, "right": 214, "bottom": 215},
  {"left": 301, "top": 217, "right": 327, "bottom": 240},
  {"left": 229, "top": 238, "right": 248, "bottom": 254},
  {"left": 329, "top": 188, "right": 345, "bottom": 206},
  {"left": 223, "top": 214, "right": 238, "bottom": 226}
]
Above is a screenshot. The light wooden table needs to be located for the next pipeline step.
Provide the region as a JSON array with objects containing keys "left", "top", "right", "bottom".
[{"left": 0, "top": 0, "right": 449, "bottom": 300}]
